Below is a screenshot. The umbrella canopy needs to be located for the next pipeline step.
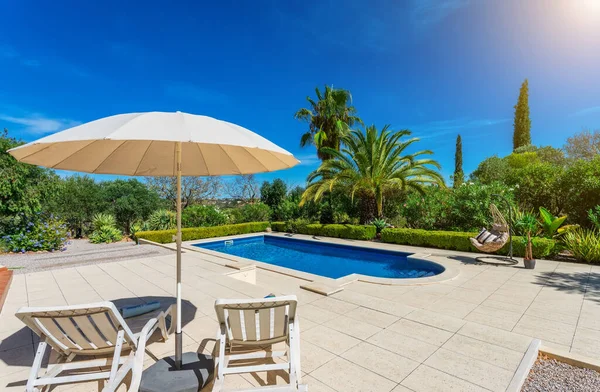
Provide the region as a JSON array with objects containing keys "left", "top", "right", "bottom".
[
  {"left": 8, "top": 111, "right": 299, "bottom": 175},
  {"left": 8, "top": 111, "right": 299, "bottom": 370}
]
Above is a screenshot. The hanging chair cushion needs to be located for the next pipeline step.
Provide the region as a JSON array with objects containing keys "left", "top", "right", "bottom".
[{"left": 475, "top": 228, "right": 500, "bottom": 244}]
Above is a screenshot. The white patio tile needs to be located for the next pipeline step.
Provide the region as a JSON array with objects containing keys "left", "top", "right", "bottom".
[
  {"left": 424, "top": 348, "right": 513, "bottom": 392},
  {"left": 404, "top": 309, "right": 466, "bottom": 333},
  {"left": 442, "top": 334, "right": 523, "bottom": 371},
  {"left": 345, "top": 306, "right": 400, "bottom": 328},
  {"left": 458, "top": 322, "right": 532, "bottom": 352},
  {"left": 388, "top": 319, "right": 453, "bottom": 346},
  {"left": 323, "top": 315, "right": 382, "bottom": 340},
  {"left": 368, "top": 329, "right": 439, "bottom": 362},
  {"left": 310, "top": 357, "right": 397, "bottom": 392},
  {"left": 341, "top": 342, "right": 419, "bottom": 383},
  {"left": 401, "top": 364, "right": 489, "bottom": 392},
  {"left": 302, "top": 325, "right": 361, "bottom": 355}
]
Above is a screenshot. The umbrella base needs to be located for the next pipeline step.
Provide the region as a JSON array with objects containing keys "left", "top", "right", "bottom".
[{"left": 140, "top": 352, "right": 214, "bottom": 392}]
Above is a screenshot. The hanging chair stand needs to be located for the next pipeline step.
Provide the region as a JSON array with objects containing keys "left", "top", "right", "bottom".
[{"left": 474, "top": 194, "right": 518, "bottom": 267}]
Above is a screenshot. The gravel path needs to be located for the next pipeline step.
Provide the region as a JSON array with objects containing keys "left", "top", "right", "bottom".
[
  {"left": 0, "top": 239, "right": 174, "bottom": 274},
  {"left": 522, "top": 355, "right": 600, "bottom": 392}
]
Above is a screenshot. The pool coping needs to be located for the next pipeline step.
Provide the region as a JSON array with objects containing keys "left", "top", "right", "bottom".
[{"left": 181, "top": 232, "right": 460, "bottom": 291}]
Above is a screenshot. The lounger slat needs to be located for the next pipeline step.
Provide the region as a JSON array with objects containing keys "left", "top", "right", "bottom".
[
  {"left": 90, "top": 313, "right": 118, "bottom": 345},
  {"left": 274, "top": 305, "right": 287, "bottom": 339},
  {"left": 71, "top": 316, "right": 109, "bottom": 348},
  {"left": 54, "top": 318, "right": 94, "bottom": 350},
  {"left": 227, "top": 309, "right": 243, "bottom": 341},
  {"left": 35, "top": 318, "right": 79, "bottom": 351},
  {"left": 243, "top": 309, "right": 257, "bottom": 341},
  {"left": 258, "top": 308, "right": 271, "bottom": 341}
]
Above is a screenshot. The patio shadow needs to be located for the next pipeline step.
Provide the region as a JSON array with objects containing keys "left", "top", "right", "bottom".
[
  {"left": 534, "top": 270, "right": 600, "bottom": 303},
  {"left": 1, "top": 296, "right": 197, "bottom": 388}
]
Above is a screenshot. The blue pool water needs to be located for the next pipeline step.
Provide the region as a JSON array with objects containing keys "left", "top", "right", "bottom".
[{"left": 194, "top": 235, "right": 444, "bottom": 279}]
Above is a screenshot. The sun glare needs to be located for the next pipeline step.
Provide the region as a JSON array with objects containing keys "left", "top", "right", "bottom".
[{"left": 581, "top": 0, "right": 600, "bottom": 12}]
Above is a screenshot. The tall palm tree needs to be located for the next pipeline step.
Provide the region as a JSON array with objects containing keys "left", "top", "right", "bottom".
[
  {"left": 294, "top": 85, "right": 362, "bottom": 160},
  {"left": 301, "top": 125, "right": 445, "bottom": 221}
]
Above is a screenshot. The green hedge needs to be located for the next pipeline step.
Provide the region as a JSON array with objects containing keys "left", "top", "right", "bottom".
[
  {"left": 136, "top": 222, "right": 270, "bottom": 244},
  {"left": 271, "top": 222, "right": 376, "bottom": 241},
  {"left": 380, "top": 228, "right": 557, "bottom": 259}
]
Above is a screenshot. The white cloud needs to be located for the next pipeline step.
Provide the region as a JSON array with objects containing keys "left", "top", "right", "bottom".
[
  {"left": 0, "top": 113, "right": 80, "bottom": 134},
  {"left": 410, "top": 0, "right": 472, "bottom": 26},
  {"left": 572, "top": 106, "right": 600, "bottom": 117},
  {"left": 295, "top": 153, "right": 320, "bottom": 166},
  {"left": 412, "top": 117, "right": 510, "bottom": 139}
]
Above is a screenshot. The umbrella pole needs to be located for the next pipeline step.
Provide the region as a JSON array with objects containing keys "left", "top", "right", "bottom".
[{"left": 175, "top": 141, "right": 183, "bottom": 370}]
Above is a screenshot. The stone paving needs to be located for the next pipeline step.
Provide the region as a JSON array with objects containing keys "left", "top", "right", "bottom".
[{"left": 1, "top": 238, "right": 599, "bottom": 392}]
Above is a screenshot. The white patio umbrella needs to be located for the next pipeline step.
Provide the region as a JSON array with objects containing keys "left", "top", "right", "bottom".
[{"left": 8, "top": 111, "right": 299, "bottom": 370}]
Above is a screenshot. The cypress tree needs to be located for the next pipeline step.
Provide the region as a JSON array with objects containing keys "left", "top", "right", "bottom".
[
  {"left": 513, "top": 79, "right": 532, "bottom": 150},
  {"left": 453, "top": 134, "right": 464, "bottom": 188}
]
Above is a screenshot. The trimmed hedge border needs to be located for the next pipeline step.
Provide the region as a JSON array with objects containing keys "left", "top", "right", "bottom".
[
  {"left": 380, "top": 228, "right": 557, "bottom": 259},
  {"left": 136, "top": 222, "right": 270, "bottom": 244},
  {"left": 271, "top": 222, "right": 376, "bottom": 241}
]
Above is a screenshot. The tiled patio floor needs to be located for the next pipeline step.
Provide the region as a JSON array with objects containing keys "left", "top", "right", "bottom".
[{"left": 1, "top": 238, "right": 599, "bottom": 392}]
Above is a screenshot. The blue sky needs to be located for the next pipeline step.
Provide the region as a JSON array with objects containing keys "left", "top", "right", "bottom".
[{"left": 1, "top": 0, "right": 599, "bottom": 187}]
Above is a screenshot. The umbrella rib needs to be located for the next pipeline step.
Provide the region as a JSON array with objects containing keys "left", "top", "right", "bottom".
[
  {"left": 133, "top": 141, "right": 154, "bottom": 176},
  {"left": 10, "top": 143, "right": 55, "bottom": 161},
  {"left": 242, "top": 147, "right": 269, "bottom": 172},
  {"left": 49, "top": 140, "right": 99, "bottom": 169},
  {"left": 265, "top": 150, "right": 293, "bottom": 171},
  {"left": 91, "top": 140, "right": 128, "bottom": 174},
  {"left": 217, "top": 144, "right": 243, "bottom": 175},
  {"left": 196, "top": 143, "right": 210, "bottom": 176}
]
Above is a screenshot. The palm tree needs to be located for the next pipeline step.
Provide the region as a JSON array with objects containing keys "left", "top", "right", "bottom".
[
  {"left": 301, "top": 125, "right": 445, "bottom": 221},
  {"left": 294, "top": 85, "right": 362, "bottom": 160}
]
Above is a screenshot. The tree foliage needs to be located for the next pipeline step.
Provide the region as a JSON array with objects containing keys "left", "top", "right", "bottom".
[
  {"left": 225, "top": 174, "right": 260, "bottom": 201},
  {"left": 513, "top": 79, "right": 532, "bottom": 150},
  {"left": 145, "top": 176, "right": 221, "bottom": 209},
  {"left": 302, "top": 125, "right": 445, "bottom": 221},
  {"left": 564, "top": 129, "right": 600, "bottom": 161},
  {"left": 260, "top": 179, "right": 287, "bottom": 210},
  {"left": 453, "top": 134, "right": 464, "bottom": 188},
  {"left": 295, "top": 85, "right": 362, "bottom": 161},
  {"left": 54, "top": 175, "right": 104, "bottom": 237},
  {"left": 1, "top": 129, "right": 60, "bottom": 233},
  {"left": 101, "top": 179, "right": 161, "bottom": 234}
]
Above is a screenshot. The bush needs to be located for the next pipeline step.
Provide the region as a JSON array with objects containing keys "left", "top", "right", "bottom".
[
  {"left": 136, "top": 222, "right": 270, "bottom": 244},
  {"left": 1, "top": 213, "right": 68, "bottom": 252},
  {"left": 271, "top": 222, "right": 376, "bottom": 241},
  {"left": 182, "top": 205, "right": 227, "bottom": 228},
  {"left": 563, "top": 229, "right": 600, "bottom": 263},
  {"left": 148, "top": 209, "right": 177, "bottom": 230},
  {"left": 380, "top": 228, "right": 557, "bottom": 259},
  {"left": 400, "top": 182, "right": 515, "bottom": 232},
  {"left": 89, "top": 213, "right": 122, "bottom": 244},
  {"left": 234, "top": 203, "right": 272, "bottom": 223},
  {"left": 89, "top": 226, "right": 123, "bottom": 244}
]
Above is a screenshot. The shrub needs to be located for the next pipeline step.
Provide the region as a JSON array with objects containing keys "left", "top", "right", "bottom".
[
  {"left": 271, "top": 222, "right": 376, "bottom": 241},
  {"left": 136, "top": 222, "right": 270, "bottom": 244},
  {"left": 89, "top": 226, "right": 123, "bottom": 244},
  {"left": 1, "top": 213, "right": 68, "bottom": 252},
  {"left": 92, "top": 213, "right": 117, "bottom": 232},
  {"left": 380, "top": 228, "right": 557, "bottom": 259},
  {"left": 89, "top": 213, "right": 122, "bottom": 244},
  {"left": 148, "top": 209, "right": 177, "bottom": 230},
  {"left": 235, "top": 203, "right": 272, "bottom": 223},
  {"left": 563, "top": 229, "right": 600, "bottom": 263},
  {"left": 182, "top": 205, "right": 227, "bottom": 228}
]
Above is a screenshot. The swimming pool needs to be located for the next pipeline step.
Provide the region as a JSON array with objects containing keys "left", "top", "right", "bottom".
[{"left": 194, "top": 235, "right": 445, "bottom": 280}]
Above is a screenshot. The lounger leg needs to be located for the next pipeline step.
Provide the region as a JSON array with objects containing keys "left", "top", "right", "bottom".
[
  {"left": 212, "top": 324, "right": 227, "bottom": 392},
  {"left": 26, "top": 337, "right": 48, "bottom": 392}
]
